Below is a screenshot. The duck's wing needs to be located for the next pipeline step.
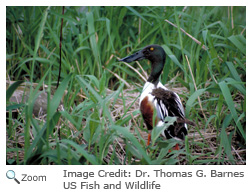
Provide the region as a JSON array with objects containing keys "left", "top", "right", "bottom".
[
  {"left": 151, "top": 87, "right": 185, "bottom": 119},
  {"left": 151, "top": 87, "right": 193, "bottom": 140}
]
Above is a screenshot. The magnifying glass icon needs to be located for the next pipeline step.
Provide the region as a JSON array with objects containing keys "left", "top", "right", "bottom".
[{"left": 6, "top": 170, "right": 20, "bottom": 184}]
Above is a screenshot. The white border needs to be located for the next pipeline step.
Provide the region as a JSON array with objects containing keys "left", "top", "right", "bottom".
[
  {"left": 2, "top": 0, "right": 250, "bottom": 6},
  {"left": 2, "top": 1, "right": 251, "bottom": 192}
]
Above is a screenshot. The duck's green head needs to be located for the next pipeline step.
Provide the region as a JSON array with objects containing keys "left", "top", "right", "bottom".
[
  {"left": 120, "top": 44, "right": 166, "bottom": 84},
  {"left": 119, "top": 44, "right": 166, "bottom": 64}
]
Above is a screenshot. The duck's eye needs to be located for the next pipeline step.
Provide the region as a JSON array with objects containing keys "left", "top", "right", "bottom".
[{"left": 150, "top": 47, "right": 154, "bottom": 51}]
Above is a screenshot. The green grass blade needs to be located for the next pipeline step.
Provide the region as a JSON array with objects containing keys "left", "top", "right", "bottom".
[
  {"left": 76, "top": 75, "right": 102, "bottom": 102},
  {"left": 220, "top": 126, "right": 235, "bottom": 164},
  {"left": 228, "top": 35, "right": 246, "bottom": 55},
  {"left": 6, "top": 80, "right": 24, "bottom": 101},
  {"left": 162, "top": 45, "right": 185, "bottom": 74},
  {"left": 25, "top": 121, "right": 47, "bottom": 161},
  {"left": 219, "top": 81, "right": 245, "bottom": 141},
  {"left": 61, "top": 139, "right": 99, "bottom": 165},
  {"left": 125, "top": 6, "right": 151, "bottom": 25},
  {"left": 225, "top": 62, "right": 242, "bottom": 82},
  {"left": 106, "top": 18, "right": 115, "bottom": 52},
  {"left": 86, "top": 11, "right": 101, "bottom": 77},
  {"left": 30, "top": 6, "right": 50, "bottom": 83},
  {"left": 49, "top": 73, "right": 72, "bottom": 120},
  {"left": 185, "top": 88, "right": 206, "bottom": 117},
  {"left": 111, "top": 125, "right": 151, "bottom": 164},
  {"left": 224, "top": 77, "right": 245, "bottom": 96},
  {"left": 60, "top": 110, "right": 78, "bottom": 128}
]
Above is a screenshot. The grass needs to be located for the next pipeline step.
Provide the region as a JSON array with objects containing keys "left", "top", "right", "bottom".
[{"left": 6, "top": 6, "right": 246, "bottom": 165}]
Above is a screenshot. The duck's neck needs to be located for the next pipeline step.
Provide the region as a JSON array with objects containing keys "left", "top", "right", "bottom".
[{"left": 147, "top": 61, "right": 164, "bottom": 86}]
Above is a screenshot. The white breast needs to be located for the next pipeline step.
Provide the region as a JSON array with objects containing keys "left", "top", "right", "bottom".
[{"left": 139, "top": 82, "right": 155, "bottom": 105}]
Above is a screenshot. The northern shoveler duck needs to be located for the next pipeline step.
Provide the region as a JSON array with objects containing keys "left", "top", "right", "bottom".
[{"left": 120, "top": 44, "right": 194, "bottom": 149}]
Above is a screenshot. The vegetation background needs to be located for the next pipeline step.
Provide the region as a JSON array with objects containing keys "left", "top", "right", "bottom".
[{"left": 6, "top": 6, "right": 246, "bottom": 165}]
